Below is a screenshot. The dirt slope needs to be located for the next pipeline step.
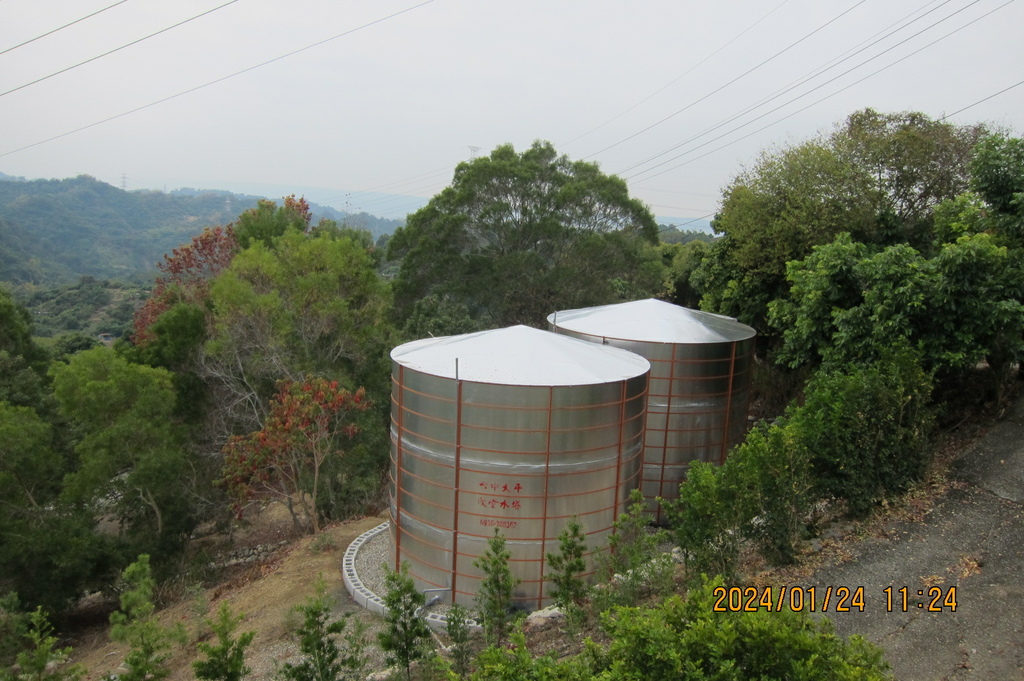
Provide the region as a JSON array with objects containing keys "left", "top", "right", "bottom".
[{"left": 71, "top": 513, "right": 391, "bottom": 681}]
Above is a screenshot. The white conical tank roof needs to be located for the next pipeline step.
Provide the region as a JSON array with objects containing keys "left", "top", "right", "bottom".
[
  {"left": 391, "top": 325, "right": 650, "bottom": 386},
  {"left": 547, "top": 299, "right": 756, "bottom": 344}
]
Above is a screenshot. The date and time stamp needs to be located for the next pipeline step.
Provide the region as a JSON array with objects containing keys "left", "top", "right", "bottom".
[{"left": 712, "top": 585, "right": 958, "bottom": 613}]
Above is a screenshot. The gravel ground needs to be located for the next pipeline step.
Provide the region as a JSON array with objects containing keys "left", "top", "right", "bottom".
[{"left": 351, "top": 525, "right": 457, "bottom": 621}]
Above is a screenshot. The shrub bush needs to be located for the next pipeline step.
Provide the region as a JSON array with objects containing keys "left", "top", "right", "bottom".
[{"left": 794, "top": 348, "right": 933, "bottom": 517}]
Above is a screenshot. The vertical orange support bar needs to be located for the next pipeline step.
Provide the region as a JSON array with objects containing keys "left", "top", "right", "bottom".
[
  {"left": 450, "top": 366, "right": 463, "bottom": 603},
  {"left": 394, "top": 365, "right": 404, "bottom": 571},
  {"left": 538, "top": 385, "right": 554, "bottom": 611},
  {"left": 613, "top": 379, "right": 627, "bottom": 522},
  {"left": 658, "top": 343, "right": 678, "bottom": 524},
  {"left": 720, "top": 341, "right": 738, "bottom": 465}
]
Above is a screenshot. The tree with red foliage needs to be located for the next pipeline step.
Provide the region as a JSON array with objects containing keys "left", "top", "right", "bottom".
[
  {"left": 132, "top": 224, "right": 238, "bottom": 345},
  {"left": 220, "top": 377, "right": 370, "bottom": 533},
  {"left": 132, "top": 196, "right": 313, "bottom": 345}
]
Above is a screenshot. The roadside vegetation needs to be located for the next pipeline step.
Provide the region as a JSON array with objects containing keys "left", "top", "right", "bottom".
[{"left": 1, "top": 109, "right": 1022, "bottom": 679}]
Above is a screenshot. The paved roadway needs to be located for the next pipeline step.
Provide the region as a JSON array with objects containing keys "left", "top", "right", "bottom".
[{"left": 811, "top": 398, "right": 1024, "bottom": 679}]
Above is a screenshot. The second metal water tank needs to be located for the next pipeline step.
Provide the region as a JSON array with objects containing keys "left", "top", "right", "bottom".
[{"left": 548, "top": 299, "right": 755, "bottom": 523}]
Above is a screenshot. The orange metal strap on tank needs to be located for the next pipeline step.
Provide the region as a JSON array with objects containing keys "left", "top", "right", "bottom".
[
  {"left": 450, "top": 359, "right": 463, "bottom": 604},
  {"left": 720, "top": 342, "right": 738, "bottom": 466}
]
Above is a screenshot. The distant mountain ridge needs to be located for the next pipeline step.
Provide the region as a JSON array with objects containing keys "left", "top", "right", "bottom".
[{"left": 0, "top": 173, "right": 403, "bottom": 287}]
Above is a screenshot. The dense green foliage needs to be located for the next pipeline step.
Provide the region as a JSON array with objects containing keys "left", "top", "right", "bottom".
[
  {"left": 696, "top": 109, "right": 986, "bottom": 335},
  {"left": 667, "top": 350, "right": 934, "bottom": 573},
  {"left": 389, "top": 141, "right": 663, "bottom": 332},
  {"left": 583, "top": 579, "right": 891, "bottom": 681},
  {"left": 769, "top": 233, "right": 1024, "bottom": 383},
  {"left": 52, "top": 348, "right": 194, "bottom": 556},
  {"left": 463, "top": 579, "right": 891, "bottom": 680}
]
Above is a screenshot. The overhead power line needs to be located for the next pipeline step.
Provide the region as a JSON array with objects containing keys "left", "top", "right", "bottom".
[
  {"left": 616, "top": 0, "right": 958, "bottom": 176},
  {"left": 940, "top": 79, "right": 1024, "bottom": 120},
  {"left": 0, "top": 0, "right": 240, "bottom": 98},
  {"left": 0, "top": 0, "right": 439, "bottom": 160},
  {"left": 622, "top": 0, "right": 981, "bottom": 180},
  {"left": 582, "top": 0, "right": 869, "bottom": 160},
  {"left": 626, "top": 0, "right": 1014, "bottom": 185},
  {"left": 0, "top": 0, "right": 129, "bottom": 57},
  {"left": 560, "top": 0, "right": 791, "bottom": 149}
]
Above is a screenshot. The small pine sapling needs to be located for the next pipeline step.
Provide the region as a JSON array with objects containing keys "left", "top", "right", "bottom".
[
  {"left": 545, "top": 517, "right": 589, "bottom": 623},
  {"left": 5, "top": 607, "right": 84, "bottom": 681},
  {"left": 472, "top": 530, "right": 520, "bottom": 648},
  {"left": 278, "top": 577, "right": 366, "bottom": 681},
  {"left": 444, "top": 603, "right": 472, "bottom": 679},
  {"left": 193, "top": 602, "right": 254, "bottom": 681},
  {"left": 377, "top": 562, "right": 432, "bottom": 681},
  {"left": 108, "top": 555, "right": 186, "bottom": 681}
]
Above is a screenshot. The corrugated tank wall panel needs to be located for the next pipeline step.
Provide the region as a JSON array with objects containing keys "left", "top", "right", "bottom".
[{"left": 390, "top": 357, "right": 648, "bottom": 610}]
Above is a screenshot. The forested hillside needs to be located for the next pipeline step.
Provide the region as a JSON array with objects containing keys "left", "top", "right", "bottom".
[{"left": 0, "top": 175, "right": 402, "bottom": 288}]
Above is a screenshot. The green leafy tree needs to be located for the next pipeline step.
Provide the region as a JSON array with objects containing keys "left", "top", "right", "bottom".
[
  {"left": 660, "top": 239, "right": 711, "bottom": 308},
  {"left": 769, "top": 232, "right": 1024, "bottom": 400},
  {"left": 234, "top": 196, "right": 310, "bottom": 251},
  {"left": 0, "top": 403, "right": 61, "bottom": 515},
  {"left": 205, "top": 227, "right": 393, "bottom": 448},
  {"left": 2, "top": 607, "right": 84, "bottom": 681},
  {"left": 544, "top": 518, "right": 589, "bottom": 615},
  {"left": 970, "top": 132, "right": 1024, "bottom": 239},
  {"left": 378, "top": 562, "right": 432, "bottom": 681},
  {"left": 109, "top": 555, "right": 186, "bottom": 681},
  {"left": 193, "top": 602, "right": 254, "bottom": 681},
  {"left": 0, "top": 385, "right": 116, "bottom": 614},
  {"left": 730, "top": 419, "right": 815, "bottom": 565},
  {"left": 278, "top": 578, "right": 366, "bottom": 681},
  {"left": 662, "top": 461, "right": 743, "bottom": 579},
  {"left": 51, "top": 348, "right": 193, "bottom": 554},
  {"left": 697, "top": 109, "right": 985, "bottom": 334},
  {"left": 768, "top": 234, "right": 925, "bottom": 370},
  {"left": 389, "top": 140, "right": 662, "bottom": 330},
  {"left": 473, "top": 531, "right": 520, "bottom": 648}
]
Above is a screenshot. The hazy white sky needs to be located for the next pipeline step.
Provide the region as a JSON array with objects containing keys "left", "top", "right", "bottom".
[{"left": 1, "top": 0, "right": 1021, "bottom": 223}]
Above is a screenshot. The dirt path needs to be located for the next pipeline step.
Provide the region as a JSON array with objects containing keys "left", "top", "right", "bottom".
[{"left": 810, "top": 400, "right": 1024, "bottom": 680}]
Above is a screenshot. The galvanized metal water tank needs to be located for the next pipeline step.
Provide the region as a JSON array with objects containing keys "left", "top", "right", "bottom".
[
  {"left": 547, "top": 299, "right": 756, "bottom": 523},
  {"left": 389, "top": 325, "right": 650, "bottom": 610}
]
